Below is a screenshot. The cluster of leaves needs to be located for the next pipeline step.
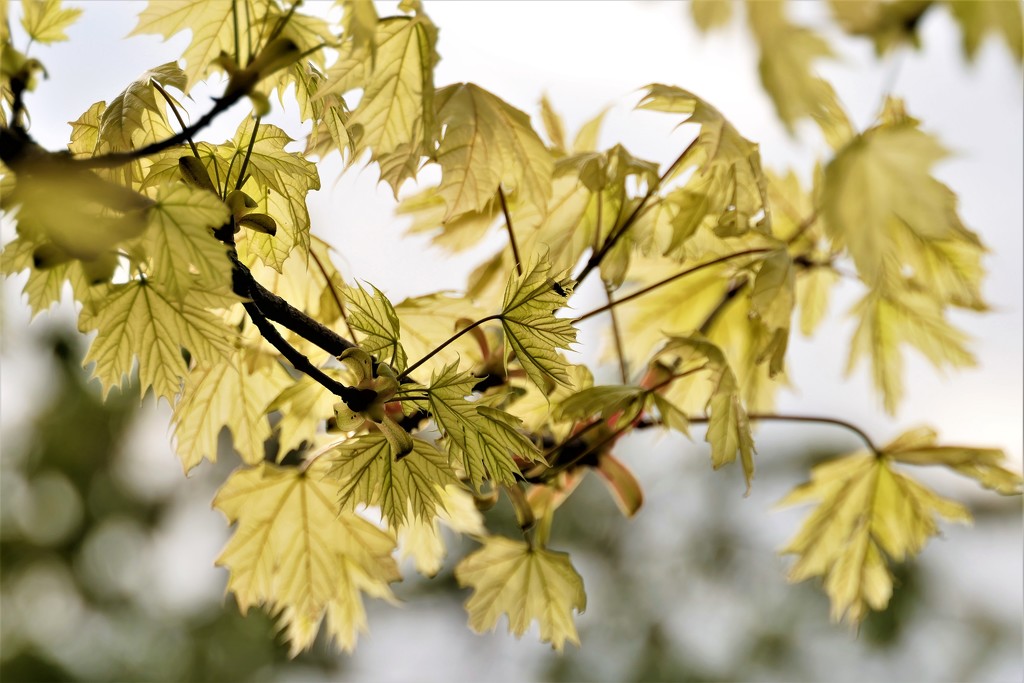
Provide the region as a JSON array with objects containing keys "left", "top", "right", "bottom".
[{"left": 1, "top": 0, "right": 1020, "bottom": 655}]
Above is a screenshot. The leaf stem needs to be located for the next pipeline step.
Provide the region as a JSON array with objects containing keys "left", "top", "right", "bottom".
[
  {"left": 235, "top": 115, "right": 261, "bottom": 192},
  {"left": 498, "top": 186, "right": 522, "bottom": 277},
  {"left": 605, "top": 282, "right": 629, "bottom": 383},
  {"left": 151, "top": 80, "right": 200, "bottom": 159},
  {"left": 574, "top": 138, "right": 695, "bottom": 286},
  {"left": 397, "top": 314, "right": 503, "bottom": 382},
  {"left": 573, "top": 248, "right": 772, "bottom": 324},
  {"left": 309, "top": 248, "right": 356, "bottom": 342},
  {"left": 233, "top": 0, "right": 242, "bottom": 67},
  {"left": 683, "top": 413, "right": 879, "bottom": 455}
]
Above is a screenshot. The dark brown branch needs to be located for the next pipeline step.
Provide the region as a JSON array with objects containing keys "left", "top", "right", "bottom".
[{"left": 230, "top": 255, "right": 355, "bottom": 358}]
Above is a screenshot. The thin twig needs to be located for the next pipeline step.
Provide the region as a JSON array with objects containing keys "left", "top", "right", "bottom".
[
  {"left": 151, "top": 80, "right": 199, "bottom": 158},
  {"left": 605, "top": 282, "right": 629, "bottom": 383},
  {"left": 498, "top": 186, "right": 523, "bottom": 277},
  {"left": 573, "top": 248, "right": 773, "bottom": 324},
  {"left": 574, "top": 138, "right": 695, "bottom": 286},
  {"left": 309, "top": 247, "right": 356, "bottom": 342},
  {"left": 397, "top": 314, "right": 503, "bottom": 382},
  {"left": 235, "top": 115, "right": 262, "bottom": 192}
]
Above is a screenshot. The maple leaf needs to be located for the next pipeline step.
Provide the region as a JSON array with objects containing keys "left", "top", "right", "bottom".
[
  {"left": 98, "top": 63, "right": 186, "bottom": 150},
  {"left": 221, "top": 118, "right": 320, "bottom": 269},
  {"left": 780, "top": 451, "right": 972, "bottom": 624},
  {"left": 130, "top": 1, "right": 264, "bottom": 93},
  {"left": 329, "top": 433, "right": 461, "bottom": 527},
  {"left": 500, "top": 256, "right": 577, "bottom": 390},
  {"left": 659, "top": 335, "right": 756, "bottom": 490},
  {"left": 317, "top": 15, "right": 438, "bottom": 194},
  {"left": 137, "top": 183, "right": 232, "bottom": 301},
  {"left": 345, "top": 283, "right": 408, "bottom": 371},
  {"left": 848, "top": 288, "right": 974, "bottom": 415},
  {"left": 67, "top": 101, "right": 106, "bottom": 157},
  {"left": 746, "top": 0, "right": 853, "bottom": 149},
  {"left": 398, "top": 484, "right": 486, "bottom": 578},
  {"left": 172, "top": 346, "right": 292, "bottom": 473},
  {"left": 214, "top": 462, "right": 400, "bottom": 655},
  {"left": 883, "top": 427, "right": 1022, "bottom": 495},
  {"left": 948, "top": 0, "right": 1023, "bottom": 63},
  {"left": 20, "top": 0, "right": 82, "bottom": 44},
  {"left": 269, "top": 374, "right": 343, "bottom": 457},
  {"left": 426, "top": 363, "right": 544, "bottom": 489},
  {"left": 455, "top": 537, "right": 586, "bottom": 652},
  {"left": 80, "top": 279, "right": 236, "bottom": 403},
  {"left": 0, "top": 234, "right": 93, "bottom": 314},
  {"left": 434, "top": 83, "right": 554, "bottom": 221},
  {"left": 749, "top": 248, "right": 795, "bottom": 376},
  {"left": 822, "top": 102, "right": 984, "bottom": 295},
  {"left": 638, "top": 84, "right": 770, "bottom": 237},
  {"left": 690, "top": 0, "right": 733, "bottom": 31}
]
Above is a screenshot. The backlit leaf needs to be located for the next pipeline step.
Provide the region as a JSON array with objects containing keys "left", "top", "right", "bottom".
[
  {"left": 780, "top": 452, "right": 972, "bottom": 624},
  {"left": 138, "top": 183, "right": 232, "bottom": 300},
  {"left": 329, "top": 433, "right": 461, "bottom": 527},
  {"left": 638, "top": 84, "right": 770, "bottom": 236},
  {"left": 883, "top": 426, "right": 1022, "bottom": 495},
  {"left": 130, "top": 0, "right": 262, "bottom": 92},
  {"left": 848, "top": 288, "right": 974, "bottom": 414},
  {"left": 80, "top": 279, "right": 236, "bottom": 403},
  {"left": 345, "top": 283, "right": 407, "bottom": 371},
  {"left": 500, "top": 256, "right": 577, "bottom": 390},
  {"left": 434, "top": 83, "right": 554, "bottom": 221},
  {"left": 99, "top": 62, "right": 186, "bottom": 149},
  {"left": 20, "top": 0, "right": 82, "bottom": 44},
  {"left": 455, "top": 536, "right": 586, "bottom": 652},
  {"left": 822, "top": 103, "right": 980, "bottom": 291},
  {"left": 214, "top": 461, "right": 400, "bottom": 655},
  {"left": 746, "top": 0, "right": 853, "bottom": 148},
  {"left": 426, "top": 362, "right": 543, "bottom": 488},
  {"left": 172, "top": 346, "right": 292, "bottom": 473}
]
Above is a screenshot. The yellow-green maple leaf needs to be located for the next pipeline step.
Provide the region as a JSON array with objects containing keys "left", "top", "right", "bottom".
[
  {"left": 67, "top": 101, "right": 106, "bottom": 157},
  {"left": 20, "top": 0, "right": 82, "bottom": 44},
  {"left": 659, "top": 335, "right": 755, "bottom": 489},
  {"left": 0, "top": 234, "right": 94, "bottom": 314},
  {"left": 214, "top": 461, "right": 400, "bottom": 655},
  {"left": 948, "top": 0, "right": 1023, "bottom": 63},
  {"left": 269, "top": 374, "right": 342, "bottom": 457},
  {"left": 425, "top": 363, "right": 544, "bottom": 488},
  {"left": 780, "top": 451, "right": 972, "bottom": 624},
  {"left": 434, "top": 83, "right": 554, "bottom": 221},
  {"left": 172, "top": 346, "right": 292, "bottom": 473},
  {"left": 393, "top": 292, "right": 487, "bottom": 376},
  {"left": 130, "top": 0, "right": 263, "bottom": 93},
  {"left": 79, "top": 279, "right": 236, "bottom": 402},
  {"left": 455, "top": 536, "right": 586, "bottom": 652},
  {"left": 638, "top": 84, "right": 769, "bottom": 237},
  {"left": 99, "top": 62, "right": 186, "bottom": 150},
  {"left": 746, "top": 0, "right": 853, "bottom": 149},
  {"left": 822, "top": 99, "right": 985, "bottom": 294},
  {"left": 848, "top": 288, "right": 974, "bottom": 414},
  {"left": 138, "top": 183, "right": 232, "bottom": 300},
  {"left": 222, "top": 118, "right": 320, "bottom": 269},
  {"left": 398, "top": 484, "right": 485, "bottom": 578},
  {"left": 329, "top": 433, "right": 461, "bottom": 527},
  {"left": 500, "top": 256, "right": 577, "bottom": 390},
  {"left": 317, "top": 15, "right": 437, "bottom": 194},
  {"left": 690, "top": 0, "right": 733, "bottom": 31},
  {"left": 345, "top": 283, "right": 407, "bottom": 371},
  {"left": 884, "top": 426, "right": 1022, "bottom": 495}
]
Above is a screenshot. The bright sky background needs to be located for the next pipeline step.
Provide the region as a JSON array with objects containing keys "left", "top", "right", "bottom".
[{"left": 1, "top": 1, "right": 1021, "bottom": 678}]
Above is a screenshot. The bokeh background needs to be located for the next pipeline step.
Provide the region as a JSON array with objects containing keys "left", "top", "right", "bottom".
[{"left": 2, "top": 1, "right": 1021, "bottom": 681}]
